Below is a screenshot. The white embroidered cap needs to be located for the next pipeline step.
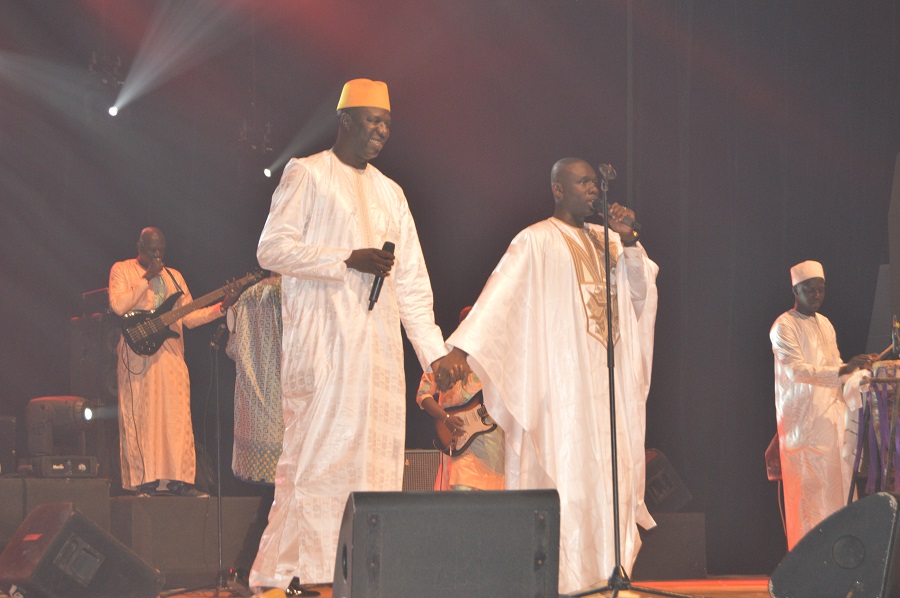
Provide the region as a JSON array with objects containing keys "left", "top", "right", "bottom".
[{"left": 790, "top": 260, "right": 825, "bottom": 286}]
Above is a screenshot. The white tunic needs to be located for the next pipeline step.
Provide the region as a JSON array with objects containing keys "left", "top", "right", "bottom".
[
  {"left": 770, "top": 309, "right": 853, "bottom": 549},
  {"left": 447, "top": 218, "right": 658, "bottom": 594},
  {"left": 109, "top": 260, "right": 222, "bottom": 489},
  {"left": 252, "top": 150, "right": 446, "bottom": 588}
]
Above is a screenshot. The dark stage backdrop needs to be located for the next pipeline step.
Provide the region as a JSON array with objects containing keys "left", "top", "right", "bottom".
[{"left": 1, "top": 0, "right": 898, "bottom": 576}]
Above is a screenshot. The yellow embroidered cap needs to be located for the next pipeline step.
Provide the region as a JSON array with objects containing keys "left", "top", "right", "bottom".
[{"left": 336, "top": 78, "right": 390, "bottom": 111}]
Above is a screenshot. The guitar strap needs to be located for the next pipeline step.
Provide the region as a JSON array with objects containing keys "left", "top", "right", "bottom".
[{"left": 164, "top": 267, "right": 185, "bottom": 295}]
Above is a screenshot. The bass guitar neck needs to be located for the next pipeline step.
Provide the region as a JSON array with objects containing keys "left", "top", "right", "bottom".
[{"left": 119, "top": 269, "right": 266, "bottom": 356}]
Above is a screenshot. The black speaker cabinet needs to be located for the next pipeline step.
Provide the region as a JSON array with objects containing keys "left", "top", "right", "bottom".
[
  {"left": 69, "top": 314, "right": 121, "bottom": 487},
  {"left": 769, "top": 492, "right": 900, "bottom": 598},
  {"left": 0, "top": 502, "right": 163, "bottom": 598},
  {"left": 0, "top": 416, "right": 16, "bottom": 477},
  {"left": 333, "top": 490, "right": 559, "bottom": 598},
  {"left": 69, "top": 313, "right": 118, "bottom": 407}
]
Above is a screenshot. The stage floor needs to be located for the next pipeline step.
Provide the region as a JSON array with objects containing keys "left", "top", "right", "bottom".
[{"left": 146, "top": 577, "right": 771, "bottom": 598}]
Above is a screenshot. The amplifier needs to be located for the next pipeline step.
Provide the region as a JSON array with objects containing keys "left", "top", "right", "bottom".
[
  {"left": 31, "top": 455, "right": 99, "bottom": 478},
  {"left": 401, "top": 449, "right": 440, "bottom": 491}
]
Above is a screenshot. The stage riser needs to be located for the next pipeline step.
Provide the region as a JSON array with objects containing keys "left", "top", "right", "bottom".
[
  {"left": 110, "top": 496, "right": 261, "bottom": 589},
  {"left": 0, "top": 477, "right": 708, "bottom": 589},
  {"left": 0, "top": 477, "right": 111, "bottom": 549}
]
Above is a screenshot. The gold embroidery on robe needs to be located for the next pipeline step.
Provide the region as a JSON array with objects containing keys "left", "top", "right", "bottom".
[{"left": 554, "top": 222, "right": 621, "bottom": 346}]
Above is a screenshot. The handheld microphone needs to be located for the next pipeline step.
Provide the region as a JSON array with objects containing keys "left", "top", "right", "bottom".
[
  {"left": 210, "top": 323, "right": 227, "bottom": 348},
  {"left": 591, "top": 198, "right": 642, "bottom": 231},
  {"left": 593, "top": 163, "right": 641, "bottom": 230},
  {"left": 368, "top": 241, "right": 395, "bottom": 311}
]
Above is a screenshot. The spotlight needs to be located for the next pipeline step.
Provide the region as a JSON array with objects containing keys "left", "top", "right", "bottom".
[
  {"left": 263, "top": 168, "right": 272, "bottom": 178},
  {"left": 108, "top": 106, "right": 118, "bottom": 116},
  {"left": 25, "top": 396, "right": 103, "bottom": 477}
]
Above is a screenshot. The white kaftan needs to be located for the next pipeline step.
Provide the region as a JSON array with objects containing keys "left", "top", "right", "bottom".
[
  {"left": 447, "top": 218, "right": 658, "bottom": 594},
  {"left": 252, "top": 150, "right": 446, "bottom": 588},
  {"left": 770, "top": 309, "right": 854, "bottom": 549},
  {"left": 109, "top": 259, "right": 223, "bottom": 490}
]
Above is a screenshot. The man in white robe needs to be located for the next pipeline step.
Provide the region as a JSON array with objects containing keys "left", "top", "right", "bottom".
[
  {"left": 434, "top": 158, "right": 658, "bottom": 594},
  {"left": 109, "top": 227, "right": 235, "bottom": 497},
  {"left": 251, "top": 79, "right": 452, "bottom": 593},
  {"left": 770, "top": 260, "right": 874, "bottom": 549}
]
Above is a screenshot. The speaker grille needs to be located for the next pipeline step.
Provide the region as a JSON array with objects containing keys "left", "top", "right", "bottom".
[{"left": 401, "top": 449, "right": 440, "bottom": 491}]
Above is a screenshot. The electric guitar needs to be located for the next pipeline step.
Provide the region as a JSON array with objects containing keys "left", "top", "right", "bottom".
[
  {"left": 119, "top": 269, "right": 267, "bottom": 356},
  {"left": 434, "top": 391, "right": 498, "bottom": 456}
]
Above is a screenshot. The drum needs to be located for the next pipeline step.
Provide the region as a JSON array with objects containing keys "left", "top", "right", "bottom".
[{"left": 863, "top": 360, "right": 900, "bottom": 492}]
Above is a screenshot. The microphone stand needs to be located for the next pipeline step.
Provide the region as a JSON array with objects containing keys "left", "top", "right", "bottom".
[
  {"left": 568, "top": 173, "right": 690, "bottom": 598},
  {"left": 162, "top": 325, "right": 250, "bottom": 598}
]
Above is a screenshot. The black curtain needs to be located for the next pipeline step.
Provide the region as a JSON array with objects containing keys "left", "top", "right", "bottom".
[{"left": 1, "top": 0, "right": 898, "bottom": 575}]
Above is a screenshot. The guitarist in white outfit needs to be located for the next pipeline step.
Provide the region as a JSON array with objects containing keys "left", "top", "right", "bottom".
[{"left": 109, "top": 227, "right": 240, "bottom": 497}]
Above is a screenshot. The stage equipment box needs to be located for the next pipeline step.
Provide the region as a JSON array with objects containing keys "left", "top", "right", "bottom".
[
  {"left": 110, "top": 496, "right": 260, "bottom": 589},
  {"left": 632, "top": 512, "right": 707, "bottom": 580},
  {"left": 30, "top": 455, "right": 99, "bottom": 478}
]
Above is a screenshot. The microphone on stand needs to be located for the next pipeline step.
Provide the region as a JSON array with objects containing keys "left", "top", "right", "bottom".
[
  {"left": 593, "top": 163, "right": 641, "bottom": 231},
  {"left": 368, "top": 241, "right": 395, "bottom": 311},
  {"left": 209, "top": 323, "right": 227, "bottom": 349}
]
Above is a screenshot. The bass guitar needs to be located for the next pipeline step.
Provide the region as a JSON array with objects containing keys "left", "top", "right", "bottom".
[
  {"left": 120, "top": 269, "right": 267, "bottom": 356},
  {"left": 434, "top": 391, "right": 497, "bottom": 456}
]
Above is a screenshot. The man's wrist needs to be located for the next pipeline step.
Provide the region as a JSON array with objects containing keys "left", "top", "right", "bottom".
[{"left": 622, "top": 230, "right": 640, "bottom": 247}]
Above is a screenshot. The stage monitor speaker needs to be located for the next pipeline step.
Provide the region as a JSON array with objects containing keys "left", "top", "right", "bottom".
[
  {"left": 0, "top": 502, "right": 164, "bottom": 598},
  {"left": 333, "top": 490, "right": 559, "bottom": 598},
  {"left": 769, "top": 491, "right": 900, "bottom": 598}
]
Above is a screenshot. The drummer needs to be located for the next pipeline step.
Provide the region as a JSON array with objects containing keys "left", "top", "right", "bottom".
[{"left": 769, "top": 260, "right": 876, "bottom": 549}]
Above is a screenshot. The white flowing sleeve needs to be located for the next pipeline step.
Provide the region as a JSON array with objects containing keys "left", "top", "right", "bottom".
[
  {"left": 619, "top": 242, "right": 653, "bottom": 320},
  {"left": 176, "top": 270, "right": 224, "bottom": 329},
  {"left": 257, "top": 159, "right": 353, "bottom": 281},
  {"left": 393, "top": 193, "right": 447, "bottom": 369},
  {"left": 770, "top": 317, "right": 841, "bottom": 387}
]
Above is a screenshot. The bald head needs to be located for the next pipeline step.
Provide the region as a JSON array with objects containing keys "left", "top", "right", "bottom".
[
  {"left": 551, "top": 158, "right": 590, "bottom": 186},
  {"left": 137, "top": 227, "right": 166, "bottom": 268},
  {"left": 139, "top": 227, "right": 164, "bottom": 245},
  {"left": 550, "top": 158, "right": 599, "bottom": 227}
]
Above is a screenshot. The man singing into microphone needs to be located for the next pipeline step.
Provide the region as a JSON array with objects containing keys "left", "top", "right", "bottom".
[
  {"left": 434, "top": 157, "right": 658, "bottom": 593},
  {"left": 252, "top": 79, "right": 454, "bottom": 595},
  {"left": 109, "top": 227, "right": 238, "bottom": 498}
]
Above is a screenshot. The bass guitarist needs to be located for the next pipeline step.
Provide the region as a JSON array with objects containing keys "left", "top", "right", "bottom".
[
  {"left": 109, "top": 226, "right": 241, "bottom": 497},
  {"left": 414, "top": 306, "right": 505, "bottom": 491}
]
